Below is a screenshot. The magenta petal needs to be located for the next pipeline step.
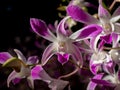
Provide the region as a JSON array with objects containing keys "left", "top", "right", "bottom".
[
  {"left": 27, "top": 56, "right": 38, "bottom": 65},
  {"left": 87, "top": 73, "right": 104, "bottom": 90},
  {"left": 67, "top": 5, "right": 98, "bottom": 24},
  {"left": 12, "top": 78, "right": 21, "bottom": 85},
  {"left": 31, "top": 65, "right": 52, "bottom": 82},
  {"left": 90, "top": 60, "right": 100, "bottom": 75},
  {"left": 48, "top": 79, "right": 69, "bottom": 90},
  {"left": 98, "top": 40, "right": 105, "bottom": 51},
  {"left": 112, "top": 33, "right": 119, "bottom": 47},
  {"left": 57, "top": 53, "right": 70, "bottom": 65},
  {"left": 0, "top": 52, "right": 12, "bottom": 64},
  {"left": 27, "top": 76, "right": 34, "bottom": 89},
  {"left": 111, "top": 6, "right": 120, "bottom": 22},
  {"left": 90, "top": 35, "right": 101, "bottom": 51},
  {"left": 31, "top": 65, "right": 43, "bottom": 80},
  {"left": 7, "top": 71, "right": 19, "bottom": 87},
  {"left": 70, "top": 24, "right": 102, "bottom": 40},
  {"left": 92, "top": 79, "right": 115, "bottom": 87},
  {"left": 30, "top": 18, "right": 56, "bottom": 42},
  {"left": 100, "top": 34, "right": 112, "bottom": 44},
  {"left": 98, "top": 4, "right": 111, "bottom": 21},
  {"left": 70, "top": 44, "right": 83, "bottom": 66},
  {"left": 57, "top": 16, "right": 70, "bottom": 38},
  {"left": 14, "top": 49, "right": 26, "bottom": 62},
  {"left": 41, "top": 43, "right": 55, "bottom": 65},
  {"left": 48, "top": 24, "right": 55, "bottom": 31},
  {"left": 78, "top": 25, "right": 102, "bottom": 39},
  {"left": 103, "top": 61, "right": 115, "bottom": 74}
]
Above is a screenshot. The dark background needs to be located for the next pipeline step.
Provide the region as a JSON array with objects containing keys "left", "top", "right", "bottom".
[{"left": 0, "top": 0, "right": 61, "bottom": 51}]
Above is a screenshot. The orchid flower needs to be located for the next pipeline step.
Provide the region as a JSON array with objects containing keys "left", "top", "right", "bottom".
[
  {"left": 31, "top": 65, "right": 69, "bottom": 90},
  {"left": 90, "top": 50, "right": 113, "bottom": 75},
  {"left": 83, "top": 33, "right": 114, "bottom": 75},
  {"left": 89, "top": 33, "right": 120, "bottom": 75},
  {"left": 67, "top": 0, "right": 120, "bottom": 36},
  {"left": 30, "top": 16, "right": 102, "bottom": 66},
  {"left": 88, "top": 69, "right": 120, "bottom": 90},
  {"left": 102, "top": 70, "right": 120, "bottom": 90},
  {"left": 0, "top": 49, "right": 39, "bottom": 89}
]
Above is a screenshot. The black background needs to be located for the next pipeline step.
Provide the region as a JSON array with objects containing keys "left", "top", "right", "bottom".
[{"left": 0, "top": 0, "right": 61, "bottom": 51}]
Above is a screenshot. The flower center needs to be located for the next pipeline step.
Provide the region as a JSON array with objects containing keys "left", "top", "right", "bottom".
[
  {"left": 102, "top": 23, "right": 112, "bottom": 34},
  {"left": 55, "top": 37, "right": 73, "bottom": 53},
  {"left": 59, "top": 41, "right": 65, "bottom": 48},
  {"left": 58, "top": 41, "right": 67, "bottom": 53},
  {"left": 91, "top": 51, "right": 107, "bottom": 64}
]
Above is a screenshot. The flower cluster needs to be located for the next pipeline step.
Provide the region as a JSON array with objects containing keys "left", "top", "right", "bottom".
[{"left": 0, "top": 0, "right": 120, "bottom": 90}]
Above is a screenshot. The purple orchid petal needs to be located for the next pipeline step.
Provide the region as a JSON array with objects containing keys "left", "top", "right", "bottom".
[
  {"left": 98, "top": 40, "right": 105, "bottom": 51},
  {"left": 48, "top": 20, "right": 58, "bottom": 32},
  {"left": 27, "top": 76, "right": 34, "bottom": 89},
  {"left": 70, "top": 44, "right": 83, "bottom": 66},
  {"left": 57, "top": 53, "right": 70, "bottom": 65},
  {"left": 90, "top": 60, "right": 100, "bottom": 75},
  {"left": 56, "top": 16, "right": 70, "bottom": 38},
  {"left": 70, "top": 24, "right": 102, "bottom": 40},
  {"left": 30, "top": 18, "right": 56, "bottom": 42},
  {"left": 27, "top": 56, "right": 39, "bottom": 65},
  {"left": 103, "top": 61, "right": 115, "bottom": 74},
  {"left": 31, "top": 65, "right": 43, "bottom": 80},
  {"left": 14, "top": 49, "right": 26, "bottom": 63},
  {"left": 112, "top": 33, "right": 119, "bottom": 47},
  {"left": 100, "top": 34, "right": 112, "bottom": 44},
  {"left": 48, "top": 79, "right": 69, "bottom": 90},
  {"left": 114, "top": 23, "right": 120, "bottom": 34},
  {"left": 98, "top": 4, "right": 111, "bottom": 22},
  {"left": 90, "top": 35, "right": 101, "bottom": 52},
  {"left": 91, "top": 79, "right": 115, "bottom": 87},
  {"left": 48, "top": 24, "right": 56, "bottom": 31},
  {"left": 31, "top": 65, "right": 52, "bottom": 83},
  {"left": 67, "top": 5, "right": 98, "bottom": 24},
  {"left": 87, "top": 73, "right": 104, "bottom": 90},
  {"left": 41, "top": 43, "right": 55, "bottom": 66},
  {"left": 111, "top": 6, "right": 120, "bottom": 22},
  {"left": 12, "top": 78, "right": 21, "bottom": 85},
  {"left": 7, "top": 70, "right": 19, "bottom": 87},
  {"left": 0, "top": 52, "right": 12, "bottom": 64}
]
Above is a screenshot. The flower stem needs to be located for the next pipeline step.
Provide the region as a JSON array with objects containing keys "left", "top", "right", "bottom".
[
  {"left": 109, "top": 0, "right": 117, "bottom": 11},
  {"left": 58, "top": 67, "right": 79, "bottom": 79}
]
